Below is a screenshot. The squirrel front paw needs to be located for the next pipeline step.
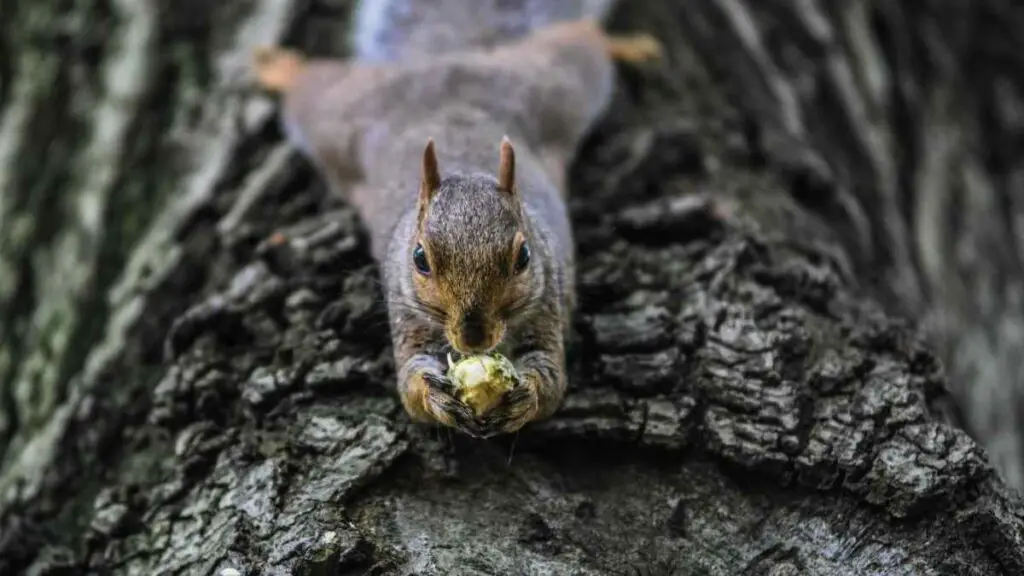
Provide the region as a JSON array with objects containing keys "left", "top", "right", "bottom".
[
  {"left": 478, "top": 379, "right": 540, "bottom": 437},
  {"left": 402, "top": 366, "right": 483, "bottom": 437}
]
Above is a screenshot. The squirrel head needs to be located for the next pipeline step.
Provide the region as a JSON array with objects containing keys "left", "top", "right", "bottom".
[{"left": 409, "top": 137, "right": 539, "bottom": 355}]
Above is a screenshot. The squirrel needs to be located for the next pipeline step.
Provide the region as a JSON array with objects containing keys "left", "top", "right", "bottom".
[{"left": 252, "top": 0, "right": 661, "bottom": 438}]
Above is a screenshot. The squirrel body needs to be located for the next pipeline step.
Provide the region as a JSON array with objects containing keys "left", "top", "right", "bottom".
[
  {"left": 351, "top": 0, "right": 616, "bottom": 62},
  {"left": 254, "top": 2, "right": 660, "bottom": 436}
]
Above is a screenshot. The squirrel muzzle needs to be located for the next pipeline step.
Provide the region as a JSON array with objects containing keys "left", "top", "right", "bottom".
[{"left": 447, "top": 307, "right": 506, "bottom": 355}]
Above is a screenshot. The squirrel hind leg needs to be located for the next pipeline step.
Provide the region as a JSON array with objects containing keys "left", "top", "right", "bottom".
[
  {"left": 603, "top": 32, "right": 663, "bottom": 64},
  {"left": 252, "top": 46, "right": 307, "bottom": 92},
  {"left": 540, "top": 21, "right": 662, "bottom": 64}
]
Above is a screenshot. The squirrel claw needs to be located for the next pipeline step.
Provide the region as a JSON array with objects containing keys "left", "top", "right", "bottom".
[
  {"left": 422, "top": 370, "right": 457, "bottom": 396},
  {"left": 422, "top": 372, "right": 484, "bottom": 437},
  {"left": 478, "top": 381, "right": 539, "bottom": 436}
]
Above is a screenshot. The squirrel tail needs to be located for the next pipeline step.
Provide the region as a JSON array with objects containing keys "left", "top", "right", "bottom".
[{"left": 351, "top": 0, "right": 617, "bottom": 62}]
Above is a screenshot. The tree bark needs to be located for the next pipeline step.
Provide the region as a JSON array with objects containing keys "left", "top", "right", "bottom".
[
  {"left": 1, "top": 0, "right": 1023, "bottom": 575},
  {"left": 666, "top": 0, "right": 1024, "bottom": 491}
]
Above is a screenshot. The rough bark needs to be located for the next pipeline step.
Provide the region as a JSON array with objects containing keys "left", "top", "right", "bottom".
[
  {"left": 671, "top": 0, "right": 1024, "bottom": 491},
  {"left": 0, "top": 0, "right": 1022, "bottom": 575}
]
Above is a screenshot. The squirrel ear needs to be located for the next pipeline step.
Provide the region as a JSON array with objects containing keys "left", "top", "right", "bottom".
[
  {"left": 420, "top": 138, "right": 441, "bottom": 206},
  {"left": 497, "top": 136, "right": 515, "bottom": 195}
]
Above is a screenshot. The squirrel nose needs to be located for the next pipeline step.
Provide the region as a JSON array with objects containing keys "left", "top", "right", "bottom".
[{"left": 460, "top": 309, "right": 488, "bottom": 351}]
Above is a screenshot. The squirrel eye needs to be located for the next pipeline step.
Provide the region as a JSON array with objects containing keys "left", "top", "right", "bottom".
[
  {"left": 413, "top": 244, "right": 430, "bottom": 275},
  {"left": 514, "top": 243, "right": 531, "bottom": 273}
]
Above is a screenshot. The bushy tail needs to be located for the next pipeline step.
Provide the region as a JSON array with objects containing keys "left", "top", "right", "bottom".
[{"left": 351, "top": 0, "right": 616, "bottom": 62}]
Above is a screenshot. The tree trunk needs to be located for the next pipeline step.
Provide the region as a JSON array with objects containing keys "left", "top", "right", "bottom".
[
  {"left": 663, "top": 0, "right": 1024, "bottom": 492},
  {"left": 2, "top": 0, "right": 1023, "bottom": 574}
]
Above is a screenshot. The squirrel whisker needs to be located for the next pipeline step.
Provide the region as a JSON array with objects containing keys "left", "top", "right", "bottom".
[
  {"left": 382, "top": 298, "right": 448, "bottom": 327},
  {"left": 501, "top": 298, "right": 538, "bottom": 321}
]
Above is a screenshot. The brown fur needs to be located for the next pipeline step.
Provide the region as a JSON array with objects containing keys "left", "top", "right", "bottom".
[
  {"left": 253, "top": 18, "right": 661, "bottom": 437},
  {"left": 413, "top": 139, "right": 530, "bottom": 355}
]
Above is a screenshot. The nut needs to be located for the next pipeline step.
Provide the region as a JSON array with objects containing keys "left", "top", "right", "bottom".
[{"left": 446, "top": 353, "right": 519, "bottom": 416}]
